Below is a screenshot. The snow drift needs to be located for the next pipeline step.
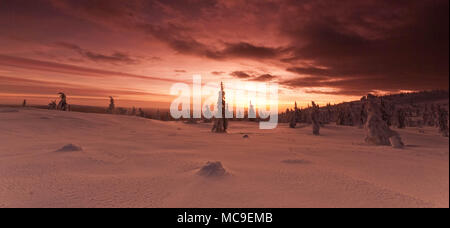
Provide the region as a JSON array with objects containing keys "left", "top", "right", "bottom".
[{"left": 0, "top": 107, "right": 448, "bottom": 208}]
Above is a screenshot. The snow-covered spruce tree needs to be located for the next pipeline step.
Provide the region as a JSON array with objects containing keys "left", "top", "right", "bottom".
[
  {"left": 138, "top": 108, "right": 146, "bottom": 118},
  {"left": 225, "top": 103, "right": 235, "bottom": 120},
  {"left": 396, "top": 108, "right": 406, "bottom": 129},
  {"left": 48, "top": 100, "right": 56, "bottom": 110},
  {"left": 57, "top": 92, "right": 68, "bottom": 111},
  {"left": 248, "top": 100, "right": 256, "bottom": 122},
  {"left": 203, "top": 105, "right": 213, "bottom": 123},
  {"left": 422, "top": 104, "right": 433, "bottom": 126},
  {"left": 323, "top": 103, "right": 331, "bottom": 124},
  {"left": 163, "top": 112, "right": 171, "bottom": 121},
  {"left": 426, "top": 104, "right": 433, "bottom": 126},
  {"left": 429, "top": 104, "right": 437, "bottom": 127},
  {"left": 155, "top": 109, "right": 161, "bottom": 120},
  {"left": 311, "top": 101, "right": 320, "bottom": 135},
  {"left": 130, "top": 106, "right": 137, "bottom": 116},
  {"left": 107, "top": 96, "right": 115, "bottom": 114},
  {"left": 289, "top": 101, "right": 298, "bottom": 128},
  {"left": 364, "top": 98, "right": 404, "bottom": 148},
  {"left": 349, "top": 103, "right": 358, "bottom": 126},
  {"left": 336, "top": 104, "right": 353, "bottom": 126},
  {"left": 438, "top": 107, "right": 449, "bottom": 137},
  {"left": 336, "top": 106, "right": 345, "bottom": 125},
  {"left": 236, "top": 109, "right": 243, "bottom": 121},
  {"left": 380, "top": 98, "right": 392, "bottom": 126},
  {"left": 359, "top": 102, "right": 367, "bottom": 128},
  {"left": 211, "top": 82, "right": 228, "bottom": 133}
]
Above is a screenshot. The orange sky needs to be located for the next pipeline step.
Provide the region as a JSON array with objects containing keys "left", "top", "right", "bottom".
[{"left": 0, "top": 0, "right": 448, "bottom": 110}]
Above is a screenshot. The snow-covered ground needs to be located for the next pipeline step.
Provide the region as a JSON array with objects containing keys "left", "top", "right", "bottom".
[{"left": 0, "top": 107, "right": 448, "bottom": 208}]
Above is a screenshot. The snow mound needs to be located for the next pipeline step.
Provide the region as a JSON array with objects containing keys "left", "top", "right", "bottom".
[
  {"left": 197, "top": 161, "right": 227, "bottom": 177},
  {"left": 389, "top": 136, "right": 404, "bottom": 149},
  {"left": 56, "top": 144, "right": 83, "bottom": 152}
]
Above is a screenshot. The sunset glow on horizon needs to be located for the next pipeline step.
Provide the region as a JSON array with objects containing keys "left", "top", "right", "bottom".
[{"left": 1, "top": 0, "right": 448, "bottom": 110}]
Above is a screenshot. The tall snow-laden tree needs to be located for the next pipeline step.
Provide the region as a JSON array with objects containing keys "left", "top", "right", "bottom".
[
  {"left": 248, "top": 100, "right": 256, "bottom": 121},
  {"left": 155, "top": 109, "right": 161, "bottom": 120},
  {"left": 203, "top": 105, "right": 213, "bottom": 123},
  {"left": 108, "top": 96, "right": 115, "bottom": 114},
  {"left": 57, "top": 92, "right": 68, "bottom": 111},
  {"left": 138, "top": 108, "right": 145, "bottom": 118},
  {"left": 364, "top": 97, "right": 403, "bottom": 148},
  {"left": 289, "top": 101, "right": 298, "bottom": 128},
  {"left": 311, "top": 101, "right": 320, "bottom": 135},
  {"left": 396, "top": 108, "right": 406, "bottom": 129},
  {"left": 438, "top": 107, "right": 449, "bottom": 137},
  {"left": 212, "top": 82, "right": 228, "bottom": 133}
]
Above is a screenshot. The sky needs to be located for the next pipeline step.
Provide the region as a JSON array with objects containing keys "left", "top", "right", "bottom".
[{"left": 0, "top": 0, "right": 448, "bottom": 109}]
